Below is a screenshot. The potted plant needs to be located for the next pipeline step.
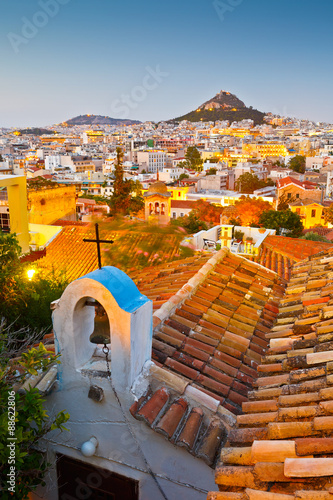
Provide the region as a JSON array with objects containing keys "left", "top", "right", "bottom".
[{"left": 234, "top": 230, "right": 244, "bottom": 242}]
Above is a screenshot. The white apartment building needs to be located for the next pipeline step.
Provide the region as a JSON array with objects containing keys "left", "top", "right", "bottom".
[
  {"left": 45, "top": 155, "right": 62, "bottom": 171},
  {"left": 306, "top": 157, "right": 325, "bottom": 170},
  {"left": 159, "top": 167, "right": 186, "bottom": 182},
  {"left": 234, "top": 162, "right": 268, "bottom": 181},
  {"left": 197, "top": 173, "right": 229, "bottom": 191},
  {"left": 136, "top": 150, "right": 167, "bottom": 173}
]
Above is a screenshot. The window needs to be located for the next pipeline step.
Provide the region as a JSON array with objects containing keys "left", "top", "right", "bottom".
[
  {"left": 296, "top": 208, "right": 301, "bottom": 214},
  {"left": 172, "top": 212, "right": 176, "bottom": 218},
  {"left": 311, "top": 209, "right": 316, "bottom": 218},
  {"left": 287, "top": 193, "right": 291, "bottom": 199},
  {"left": 180, "top": 212, "right": 184, "bottom": 217},
  {"left": 296, "top": 193, "right": 300, "bottom": 198},
  {"left": 0, "top": 212, "right": 10, "bottom": 232},
  {"left": 57, "top": 455, "right": 138, "bottom": 500}
]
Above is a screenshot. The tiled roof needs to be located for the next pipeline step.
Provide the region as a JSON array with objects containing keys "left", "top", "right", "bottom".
[
  {"left": 131, "top": 254, "right": 212, "bottom": 311},
  {"left": 207, "top": 246, "right": 333, "bottom": 499},
  {"left": 21, "top": 249, "right": 46, "bottom": 263},
  {"left": 171, "top": 200, "right": 196, "bottom": 209},
  {"left": 130, "top": 386, "right": 225, "bottom": 468},
  {"left": 35, "top": 225, "right": 185, "bottom": 284},
  {"left": 278, "top": 176, "right": 318, "bottom": 190},
  {"left": 303, "top": 227, "right": 333, "bottom": 241},
  {"left": 151, "top": 249, "right": 285, "bottom": 415},
  {"left": 51, "top": 220, "right": 89, "bottom": 226},
  {"left": 257, "top": 236, "right": 333, "bottom": 280},
  {"left": 289, "top": 198, "right": 323, "bottom": 207}
]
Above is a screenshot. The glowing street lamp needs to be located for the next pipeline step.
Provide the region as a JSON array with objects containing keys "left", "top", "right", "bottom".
[{"left": 27, "top": 269, "right": 36, "bottom": 281}]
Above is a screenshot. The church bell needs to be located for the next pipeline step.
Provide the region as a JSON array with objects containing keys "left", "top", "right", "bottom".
[{"left": 89, "top": 303, "right": 111, "bottom": 345}]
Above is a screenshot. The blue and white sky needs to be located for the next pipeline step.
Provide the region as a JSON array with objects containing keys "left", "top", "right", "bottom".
[{"left": 1, "top": 0, "right": 332, "bottom": 127}]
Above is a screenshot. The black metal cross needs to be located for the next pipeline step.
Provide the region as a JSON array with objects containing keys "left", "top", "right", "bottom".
[{"left": 83, "top": 223, "right": 114, "bottom": 269}]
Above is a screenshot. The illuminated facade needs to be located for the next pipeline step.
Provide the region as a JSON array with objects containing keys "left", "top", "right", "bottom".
[
  {"left": 82, "top": 131, "right": 105, "bottom": 144},
  {"left": 243, "top": 143, "right": 289, "bottom": 157},
  {"left": 0, "top": 175, "right": 29, "bottom": 253},
  {"left": 289, "top": 200, "right": 325, "bottom": 229}
]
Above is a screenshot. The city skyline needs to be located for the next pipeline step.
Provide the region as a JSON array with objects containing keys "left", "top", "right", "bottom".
[{"left": 1, "top": 0, "right": 332, "bottom": 127}]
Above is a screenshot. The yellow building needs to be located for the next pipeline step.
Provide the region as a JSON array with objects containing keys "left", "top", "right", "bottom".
[
  {"left": 28, "top": 184, "right": 77, "bottom": 225},
  {"left": 243, "top": 143, "right": 289, "bottom": 158},
  {"left": 289, "top": 199, "right": 325, "bottom": 229},
  {"left": 0, "top": 175, "right": 29, "bottom": 253},
  {"left": 167, "top": 185, "right": 192, "bottom": 201},
  {"left": 82, "top": 131, "right": 105, "bottom": 144},
  {"left": 142, "top": 185, "right": 191, "bottom": 201}
]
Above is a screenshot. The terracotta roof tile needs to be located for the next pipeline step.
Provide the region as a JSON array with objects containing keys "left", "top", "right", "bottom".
[
  {"left": 155, "top": 398, "right": 188, "bottom": 439},
  {"left": 136, "top": 387, "right": 169, "bottom": 425},
  {"left": 256, "top": 235, "right": 333, "bottom": 279},
  {"left": 130, "top": 386, "right": 226, "bottom": 467},
  {"left": 208, "top": 246, "right": 333, "bottom": 499},
  {"left": 177, "top": 407, "right": 204, "bottom": 451}
]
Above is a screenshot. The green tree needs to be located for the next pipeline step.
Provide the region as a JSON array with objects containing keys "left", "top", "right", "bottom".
[
  {"left": 0, "top": 232, "right": 68, "bottom": 332},
  {"left": 179, "top": 173, "right": 189, "bottom": 181},
  {"left": 171, "top": 212, "right": 207, "bottom": 234},
  {"left": 0, "top": 325, "right": 69, "bottom": 499},
  {"left": 0, "top": 232, "right": 27, "bottom": 324},
  {"left": 300, "top": 232, "right": 330, "bottom": 242},
  {"left": 259, "top": 209, "right": 303, "bottom": 237},
  {"left": 176, "top": 161, "right": 189, "bottom": 170},
  {"left": 185, "top": 147, "right": 203, "bottom": 172},
  {"left": 190, "top": 199, "right": 223, "bottom": 224},
  {"left": 108, "top": 148, "right": 144, "bottom": 216},
  {"left": 288, "top": 155, "right": 306, "bottom": 174},
  {"left": 235, "top": 173, "right": 262, "bottom": 193},
  {"left": 235, "top": 173, "right": 275, "bottom": 194},
  {"left": 206, "top": 167, "right": 217, "bottom": 175},
  {"left": 323, "top": 204, "right": 333, "bottom": 225}
]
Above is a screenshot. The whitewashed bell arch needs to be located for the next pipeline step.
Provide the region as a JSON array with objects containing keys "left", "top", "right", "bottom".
[{"left": 52, "top": 266, "right": 153, "bottom": 392}]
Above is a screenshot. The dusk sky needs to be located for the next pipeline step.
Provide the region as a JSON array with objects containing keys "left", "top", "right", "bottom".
[{"left": 1, "top": 0, "right": 332, "bottom": 127}]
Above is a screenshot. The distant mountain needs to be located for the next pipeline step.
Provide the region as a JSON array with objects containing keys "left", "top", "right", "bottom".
[
  {"left": 172, "top": 90, "right": 266, "bottom": 125},
  {"left": 62, "top": 114, "right": 141, "bottom": 127}
]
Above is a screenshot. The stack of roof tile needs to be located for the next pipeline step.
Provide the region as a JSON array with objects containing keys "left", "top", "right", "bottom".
[
  {"left": 257, "top": 235, "right": 333, "bottom": 281},
  {"left": 151, "top": 250, "right": 285, "bottom": 415},
  {"left": 207, "top": 246, "right": 333, "bottom": 499},
  {"left": 130, "top": 386, "right": 225, "bottom": 467}
]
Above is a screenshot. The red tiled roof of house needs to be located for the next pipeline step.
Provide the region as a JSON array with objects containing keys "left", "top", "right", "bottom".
[
  {"left": 303, "top": 227, "right": 333, "bottom": 240},
  {"left": 76, "top": 198, "right": 96, "bottom": 205},
  {"left": 289, "top": 198, "right": 323, "bottom": 207},
  {"left": 20, "top": 249, "right": 46, "bottom": 263},
  {"left": 207, "top": 245, "right": 333, "bottom": 499},
  {"left": 35, "top": 225, "right": 193, "bottom": 289},
  {"left": 257, "top": 236, "right": 333, "bottom": 280},
  {"left": 278, "top": 176, "right": 318, "bottom": 190},
  {"left": 51, "top": 220, "right": 89, "bottom": 226},
  {"left": 171, "top": 200, "right": 196, "bottom": 209}
]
